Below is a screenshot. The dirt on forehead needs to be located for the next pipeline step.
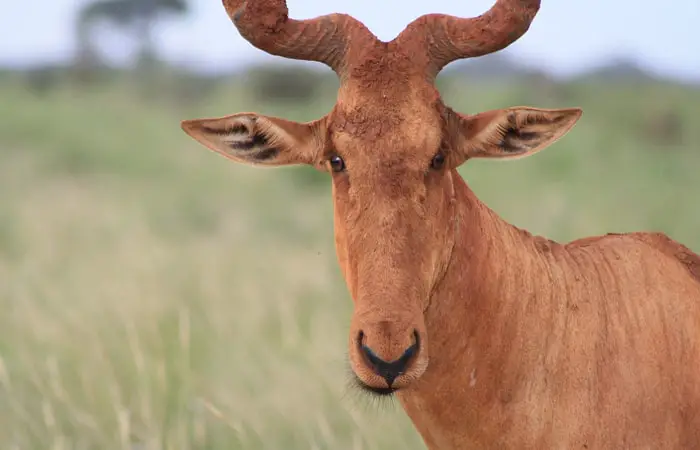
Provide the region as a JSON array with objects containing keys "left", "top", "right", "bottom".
[
  {"left": 346, "top": 45, "right": 419, "bottom": 87},
  {"left": 329, "top": 106, "right": 403, "bottom": 140},
  {"left": 330, "top": 101, "right": 443, "bottom": 146},
  {"left": 331, "top": 86, "right": 444, "bottom": 143},
  {"left": 327, "top": 42, "right": 446, "bottom": 141},
  {"left": 328, "top": 105, "right": 444, "bottom": 174}
]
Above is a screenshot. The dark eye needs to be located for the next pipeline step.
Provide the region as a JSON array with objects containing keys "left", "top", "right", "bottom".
[
  {"left": 329, "top": 155, "right": 345, "bottom": 172},
  {"left": 430, "top": 152, "right": 446, "bottom": 170}
]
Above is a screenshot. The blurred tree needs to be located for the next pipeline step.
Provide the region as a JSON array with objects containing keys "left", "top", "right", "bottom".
[
  {"left": 24, "top": 66, "right": 66, "bottom": 95},
  {"left": 75, "top": 0, "right": 188, "bottom": 69}
]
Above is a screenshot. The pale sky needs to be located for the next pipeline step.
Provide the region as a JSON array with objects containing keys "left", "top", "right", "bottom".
[{"left": 2, "top": 0, "right": 699, "bottom": 81}]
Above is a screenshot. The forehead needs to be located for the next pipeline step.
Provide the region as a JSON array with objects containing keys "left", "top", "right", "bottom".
[{"left": 331, "top": 83, "right": 444, "bottom": 169}]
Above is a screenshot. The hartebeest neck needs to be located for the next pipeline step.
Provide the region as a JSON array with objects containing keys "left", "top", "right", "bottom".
[
  {"left": 420, "top": 168, "right": 555, "bottom": 379},
  {"left": 428, "top": 169, "right": 551, "bottom": 329},
  {"left": 397, "top": 169, "right": 557, "bottom": 446}
]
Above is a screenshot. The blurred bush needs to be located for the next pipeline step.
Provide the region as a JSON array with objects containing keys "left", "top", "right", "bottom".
[{"left": 243, "top": 64, "right": 330, "bottom": 104}]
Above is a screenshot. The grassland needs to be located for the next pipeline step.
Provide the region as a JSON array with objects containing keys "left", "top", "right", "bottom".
[{"left": 0, "top": 74, "right": 699, "bottom": 449}]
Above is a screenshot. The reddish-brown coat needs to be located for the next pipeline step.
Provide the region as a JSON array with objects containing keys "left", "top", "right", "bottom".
[
  {"left": 182, "top": 1, "right": 700, "bottom": 448},
  {"left": 398, "top": 175, "right": 700, "bottom": 448}
]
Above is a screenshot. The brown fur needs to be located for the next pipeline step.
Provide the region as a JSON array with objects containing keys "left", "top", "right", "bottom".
[
  {"left": 181, "top": 1, "right": 700, "bottom": 448},
  {"left": 397, "top": 179, "right": 700, "bottom": 448}
]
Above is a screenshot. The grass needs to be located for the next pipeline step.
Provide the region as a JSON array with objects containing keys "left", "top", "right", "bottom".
[{"left": 0, "top": 75, "right": 699, "bottom": 449}]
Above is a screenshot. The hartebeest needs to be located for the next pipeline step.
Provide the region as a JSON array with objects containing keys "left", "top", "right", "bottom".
[{"left": 181, "top": 1, "right": 700, "bottom": 448}]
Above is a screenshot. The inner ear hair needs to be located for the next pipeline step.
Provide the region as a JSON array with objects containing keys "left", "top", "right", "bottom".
[
  {"left": 476, "top": 108, "right": 581, "bottom": 157},
  {"left": 181, "top": 114, "right": 294, "bottom": 164},
  {"left": 218, "top": 117, "right": 283, "bottom": 162},
  {"left": 491, "top": 112, "right": 541, "bottom": 154}
]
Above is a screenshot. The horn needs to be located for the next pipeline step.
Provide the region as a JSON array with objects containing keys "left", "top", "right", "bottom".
[
  {"left": 394, "top": 0, "right": 541, "bottom": 80},
  {"left": 222, "top": 0, "right": 376, "bottom": 77}
]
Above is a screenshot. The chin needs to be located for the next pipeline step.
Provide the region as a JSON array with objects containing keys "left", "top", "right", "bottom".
[{"left": 352, "top": 376, "right": 400, "bottom": 397}]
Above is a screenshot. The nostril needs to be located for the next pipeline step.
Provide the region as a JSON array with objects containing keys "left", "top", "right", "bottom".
[
  {"left": 358, "top": 329, "right": 420, "bottom": 387},
  {"left": 408, "top": 329, "right": 419, "bottom": 357}
]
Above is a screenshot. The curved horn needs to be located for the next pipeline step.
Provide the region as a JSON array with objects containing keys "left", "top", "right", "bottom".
[
  {"left": 394, "top": 0, "right": 541, "bottom": 80},
  {"left": 222, "top": 0, "right": 376, "bottom": 76}
]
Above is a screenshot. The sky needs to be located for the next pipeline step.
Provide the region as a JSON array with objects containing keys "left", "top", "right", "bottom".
[{"left": 2, "top": 0, "right": 699, "bottom": 82}]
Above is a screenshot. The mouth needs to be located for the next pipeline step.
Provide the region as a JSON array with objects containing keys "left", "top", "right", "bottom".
[{"left": 353, "top": 376, "right": 399, "bottom": 397}]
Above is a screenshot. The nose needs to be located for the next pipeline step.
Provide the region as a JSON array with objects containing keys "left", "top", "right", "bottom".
[{"left": 359, "top": 330, "right": 420, "bottom": 387}]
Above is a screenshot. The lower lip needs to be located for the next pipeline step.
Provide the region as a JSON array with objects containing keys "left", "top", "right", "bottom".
[{"left": 356, "top": 379, "right": 398, "bottom": 396}]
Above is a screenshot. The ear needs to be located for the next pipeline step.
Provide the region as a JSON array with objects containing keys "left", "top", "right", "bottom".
[
  {"left": 450, "top": 106, "right": 582, "bottom": 163},
  {"left": 181, "top": 113, "right": 327, "bottom": 168}
]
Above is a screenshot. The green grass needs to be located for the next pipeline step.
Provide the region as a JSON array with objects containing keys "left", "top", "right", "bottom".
[{"left": 0, "top": 76, "right": 698, "bottom": 449}]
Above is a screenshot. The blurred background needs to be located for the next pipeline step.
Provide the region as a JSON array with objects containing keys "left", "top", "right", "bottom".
[{"left": 0, "top": 0, "right": 698, "bottom": 448}]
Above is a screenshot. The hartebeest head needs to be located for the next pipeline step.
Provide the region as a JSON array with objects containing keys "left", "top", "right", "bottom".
[{"left": 182, "top": 0, "right": 581, "bottom": 395}]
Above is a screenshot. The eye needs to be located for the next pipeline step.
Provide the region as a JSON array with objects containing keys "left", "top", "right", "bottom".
[
  {"left": 430, "top": 152, "right": 446, "bottom": 170},
  {"left": 329, "top": 155, "right": 345, "bottom": 172}
]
